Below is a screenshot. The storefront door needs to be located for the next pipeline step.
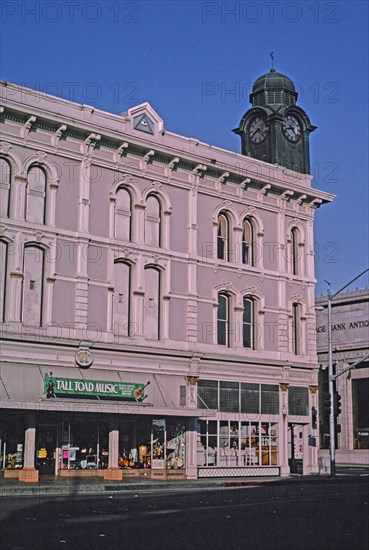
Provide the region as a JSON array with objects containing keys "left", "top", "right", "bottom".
[{"left": 288, "top": 423, "right": 303, "bottom": 474}]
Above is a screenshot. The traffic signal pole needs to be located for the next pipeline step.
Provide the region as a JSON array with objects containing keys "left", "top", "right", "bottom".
[
  {"left": 327, "top": 294, "right": 336, "bottom": 477},
  {"left": 331, "top": 352, "right": 369, "bottom": 381}
]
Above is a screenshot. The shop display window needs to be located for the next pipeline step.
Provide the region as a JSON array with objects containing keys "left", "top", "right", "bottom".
[
  {"left": 198, "top": 420, "right": 217, "bottom": 466},
  {"left": 59, "top": 417, "right": 109, "bottom": 470},
  {"left": 0, "top": 413, "right": 25, "bottom": 470},
  {"left": 119, "top": 418, "right": 152, "bottom": 469},
  {"left": 152, "top": 419, "right": 165, "bottom": 468},
  {"left": 198, "top": 420, "right": 279, "bottom": 467},
  {"left": 118, "top": 417, "right": 185, "bottom": 470},
  {"left": 166, "top": 421, "right": 185, "bottom": 470}
]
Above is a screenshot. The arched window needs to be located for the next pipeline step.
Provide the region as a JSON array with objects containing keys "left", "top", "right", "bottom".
[
  {"left": 145, "top": 195, "right": 161, "bottom": 247},
  {"left": 242, "top": 218, "right": 254, "bottom": 266},
  {"left": 26, "top": 166, "right": 47, "bottom": 224},
  {"left": 0, "top": 158, "right": 11, "bottom": 218},
  {"left": 217, "top": 292, "right": 230, "bottom": 346},
  {"left": 144, "top": 267, "right": 160, "bottom": 339},
  {"left": 113, "top": 261, "right": 131, "bottom": 336},
  {"left": 115, "top": 187, "right": 131, "bottom": 242},
  {"left": 217, "top": 212, "right": 229, "bottom": 261},
  {"left": 291, "top": 227, "right": 299, "bottom": 275},
  {"left": 22, "top": 245, "right": 45, "bottom": 326},
  {"left": 243, "top": 297, "right": 254, "bottom": 349},
  {"left": 292, "top": 302, "right": 301, "bottom": 355},
  {"left": 0, "top": 240, "right": 8, "bottom": 321}
]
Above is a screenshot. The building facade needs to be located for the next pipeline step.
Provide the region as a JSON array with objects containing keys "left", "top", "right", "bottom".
[
  {"left": 316, "top": 289, "right": 369, "bottom": 465},
  {"left": 0, "top": 73, "right": 332, "bottom": 482}
]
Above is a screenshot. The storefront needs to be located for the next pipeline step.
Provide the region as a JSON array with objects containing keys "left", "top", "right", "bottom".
[
  {"left": 0, "top": 361, "right": 320, "bottom": 480},
  {"left": 0, "top": 408, "right": 190, "bottom": 479},
  {"left": 194, "top": 379, "right": 316, "bottom": 478},
  {"left": 0, "top": 364, "right": 215, "bottom": 481}
]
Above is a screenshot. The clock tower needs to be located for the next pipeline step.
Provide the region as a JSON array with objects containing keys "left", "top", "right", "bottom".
[{"left": 233, "top": 68, "right": 316, "bottom": 174}]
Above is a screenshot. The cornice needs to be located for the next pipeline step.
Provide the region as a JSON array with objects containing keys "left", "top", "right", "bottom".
[
  {"left": 0, "top": 334, "right": 317, "bottom": 372},
  {"left": 1, "top": 84, "right": 334, "bottom": 207}
]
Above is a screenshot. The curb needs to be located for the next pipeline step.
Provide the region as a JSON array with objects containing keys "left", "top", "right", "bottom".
[{"left": 0, "top": 474, "right": 367, "bottom": 498}]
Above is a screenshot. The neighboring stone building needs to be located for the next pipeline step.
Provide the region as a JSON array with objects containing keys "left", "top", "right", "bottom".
[
  {"left": 316, "top": 288, "right": 369, "bottom": 465},
  {"left": 0, "top": 71, "right": 333, "bottom": 482}
]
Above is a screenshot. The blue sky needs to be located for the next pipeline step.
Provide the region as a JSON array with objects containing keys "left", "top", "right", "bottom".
[{"left": 1, "top": 0, "right": 368, "bottom": 295}]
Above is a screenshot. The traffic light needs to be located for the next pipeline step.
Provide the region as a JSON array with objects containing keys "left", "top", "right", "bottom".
[
  {"left": 311, "top": 406, "right": 317, "bottom": 429},
  {"left": 323, "top": 390, "right": 331, "bottom": 416},
  {"left": 334, "top": 391, "right": 342, "bottom": 418}
]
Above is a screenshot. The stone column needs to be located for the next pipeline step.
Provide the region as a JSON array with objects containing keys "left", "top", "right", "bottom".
[
  {"left": 12, "top": 176, "right": 27, "bottom": 219},
  {"left": 186, "top": 375, "right": 199, "bottom": 409},
  {"left": 135, "top": 203, "right": 146, "bottom": 244},
  {"left": 8, "top": 272, "right": 23, "bottom": 322},
  {"left": 109, "top": 194, "right": 116, "bottom": 239},
  {"left": 187, "top": 184, "right": 198, "bottom": 343},
  {"left": 186, "top": 417, "right": 198, "bottom": 479},
  {"left": 19, "top": 412, "right": 39, "bottom": 483},
  {"left": 104, "top": 416, "right": 122, "bottom": 480},
  {"left": 279, "top": 382, "right": 290, "bottom": 476},
  {"left": 233, "top": 225, "right": 243, "bottom": 265},
  {"left": 46, "top": 182, "right": 59, "bottom": 227}
]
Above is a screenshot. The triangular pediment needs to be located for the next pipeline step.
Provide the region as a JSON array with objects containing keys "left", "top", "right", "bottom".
[{"left": 126, "top": 103, "right": 164, "bottom": 136}]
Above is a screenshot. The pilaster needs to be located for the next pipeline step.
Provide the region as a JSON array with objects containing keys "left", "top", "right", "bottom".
[
  {"left": 19, "top": 412, "right": 39, "bottom": 483},
  {"left": 13, "top": 176, "right": 27, "bottom": 220},
  {"left": 186, "top": 417, "right": 198, "bottom": 479},
  {"left": 105, "top": 417, "right": 122, "bottom": 480},
  {"left": 279, "top": 381, "right": 290, "bottom": 476}
]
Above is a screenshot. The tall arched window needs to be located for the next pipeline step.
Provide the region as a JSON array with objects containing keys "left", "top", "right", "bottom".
[
  {"left": 242, "top": 218, "right": 254, "bottom": 266},
  {"left": 115, "top": 187, "right": 131, "bottom": 242},
  {"left": 0, "top": 240, "right": 8, "bottom": 321},
  {"left": 292, "top": 302, "right": 300, "bottom": 355},
  {"left": 26, "top": 166, "right": 47, "bottom": 224},
  {"left": 22, "top": 245, "right": 45, "bottom": 325},
  {"left": 217, "top": 212, "right": 229, "bottom": 261},
  {"left": 243, "top": 297, "right": 254, "bottom": 349},
  {"left": 0, "top": 158, "right": 11, "bottom": 218},
  {"left": 144, "top": 267, "right": 160, "bottom": 339},
  {"left": 145, "top": 195, "right": 161, "bottom": 247},
  {"left": 217, "top": 292, "right": 230, "bottom": 346},
  {"left": 113, "top": 261, "right": 131, "bottom": 336},
  {"left": 291, "top": 227, "right": 299, "bottom": 275}
]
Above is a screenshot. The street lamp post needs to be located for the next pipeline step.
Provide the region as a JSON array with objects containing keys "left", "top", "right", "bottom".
[{"left": 325, "top": 267, "right": 369, "bottom": 477}]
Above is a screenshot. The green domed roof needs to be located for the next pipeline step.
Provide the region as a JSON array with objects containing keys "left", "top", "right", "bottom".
[
  {"left": 250, "top": 68, "right": 297, "bottom": 106},
  {"left": 252, "top": 68, "right": 296, "bottom": 93}
]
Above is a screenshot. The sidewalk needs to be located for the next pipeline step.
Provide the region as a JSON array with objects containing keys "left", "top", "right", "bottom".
[{"left": 0, "top": 472, "right": 357, "bottom": 498}]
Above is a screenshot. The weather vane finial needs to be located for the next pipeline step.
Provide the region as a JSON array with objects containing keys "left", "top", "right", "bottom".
[{"left": 270, "top": 51, "right": 275, "bottom": 70}]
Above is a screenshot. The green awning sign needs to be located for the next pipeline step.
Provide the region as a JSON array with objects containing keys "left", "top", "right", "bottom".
[{"left": 44, "top": 372, "right": 148, "bottom": 401}]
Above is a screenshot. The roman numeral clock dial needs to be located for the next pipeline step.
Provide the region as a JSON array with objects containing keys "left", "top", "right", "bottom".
[
  {"left": 248, "top": 116, "right": 269, "bottom": 144},
  {"left": 282, "top": 114, "right": 301, "bottom": 143}
]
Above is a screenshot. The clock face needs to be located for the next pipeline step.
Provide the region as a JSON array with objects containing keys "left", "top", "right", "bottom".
[
  {"left": 75, "top": 348, "right": 93, "bottom": 369},
  {"left": 283, "top": 115, "right": 301, "bottom": 142},
  {"left": 249, "top": 116, "right": 269, "bottom": 144}
]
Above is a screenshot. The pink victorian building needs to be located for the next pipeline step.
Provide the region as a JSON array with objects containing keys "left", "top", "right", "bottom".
[{"left": 0, "top": 71, "right": 333, "bottom": 482}]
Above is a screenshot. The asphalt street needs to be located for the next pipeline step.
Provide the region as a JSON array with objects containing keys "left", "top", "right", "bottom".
[{"left": 1, "top": 478, "right": 368, "bottom": 550}]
